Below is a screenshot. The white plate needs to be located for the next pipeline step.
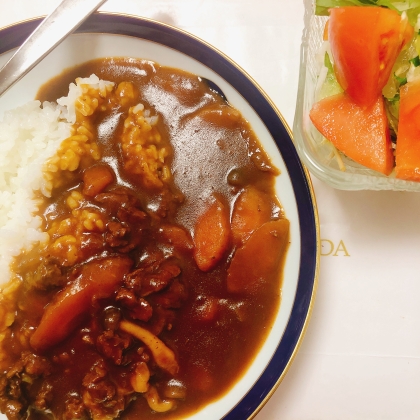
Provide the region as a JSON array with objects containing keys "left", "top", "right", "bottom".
[{"left": 0, "top": 13, "right": 319, "bottom": 419}]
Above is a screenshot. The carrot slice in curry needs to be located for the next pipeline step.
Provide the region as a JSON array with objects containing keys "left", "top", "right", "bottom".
[
  {"left": 159, "top": 224, "right": 193, "bottom": 251},
  {"left": 82, "top": 164, "right": 115, "bottom": 197},
  {"left": 227, "top": 219, "right": 289, "bottom": 293},
  {"left": 231, "top": 186, "right": 273, "bottom": 246},
  {"left": 193, "top": 195, "right": 230, "bottom": 272},
  {"left": 30, "top": 257, "right": 132, "bottom": 351}
]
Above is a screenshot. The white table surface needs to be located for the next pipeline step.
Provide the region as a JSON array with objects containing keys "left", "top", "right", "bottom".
[{"left": 1, "top": 1, "right": 420, "bottom": 419}]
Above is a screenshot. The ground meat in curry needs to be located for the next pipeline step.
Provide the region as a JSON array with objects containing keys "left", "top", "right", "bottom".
[{"left": 0, "top": 58, "right": 289, "bottom": 420}]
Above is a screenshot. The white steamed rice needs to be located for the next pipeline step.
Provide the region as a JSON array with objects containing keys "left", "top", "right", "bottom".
[
  {"left": 0, "top": 101, "right": 71, "bottom": 283},
  {"left": 0, "top": 74, "right": 112, "bottom": 285}
]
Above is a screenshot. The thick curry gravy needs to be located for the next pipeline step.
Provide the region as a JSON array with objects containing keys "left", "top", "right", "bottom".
[{"left": 0, "top": 58, "right": 289, "bottom": 419}]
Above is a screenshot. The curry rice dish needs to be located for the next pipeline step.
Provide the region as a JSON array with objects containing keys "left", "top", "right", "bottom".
[{"left": 0, "top": 57, "right": 290, "bottom": 419}]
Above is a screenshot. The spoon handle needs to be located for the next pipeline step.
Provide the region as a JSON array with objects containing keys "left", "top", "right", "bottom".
[{"left": 0, "top": 0, "right": 107, "bottom": 98}]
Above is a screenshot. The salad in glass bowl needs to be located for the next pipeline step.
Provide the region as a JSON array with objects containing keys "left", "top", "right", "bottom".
[{"left": 294, "top": 0, "right": 420, "bottom": 191}]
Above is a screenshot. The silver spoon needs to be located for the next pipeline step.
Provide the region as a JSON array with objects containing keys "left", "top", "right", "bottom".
[{"left": 0, "top": 0, "right": 107, "bottom": 98}]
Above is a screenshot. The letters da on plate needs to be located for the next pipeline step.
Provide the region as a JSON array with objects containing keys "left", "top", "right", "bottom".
[{"left": 321, "top": 239, "right": 350, "bottom": 257}]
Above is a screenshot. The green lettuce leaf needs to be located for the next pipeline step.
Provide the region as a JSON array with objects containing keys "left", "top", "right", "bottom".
[
  {"left": 317, "top": 53, "right": 344, "bottom": 100},
  {"left": 384, "top": 95, "right": 400, "bottom": 140},
  {"left": 315, "top": 0, "right": 420, "bottom": 22}
]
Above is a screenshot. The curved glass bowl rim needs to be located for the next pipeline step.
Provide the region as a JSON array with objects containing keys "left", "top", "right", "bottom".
[{"left": 0, "top": 12, "right": 320, "bottom": 419}]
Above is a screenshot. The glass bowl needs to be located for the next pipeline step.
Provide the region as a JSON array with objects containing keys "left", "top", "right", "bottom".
[{"left": 293, "top": 0, "right": 420, "bottom": 192}]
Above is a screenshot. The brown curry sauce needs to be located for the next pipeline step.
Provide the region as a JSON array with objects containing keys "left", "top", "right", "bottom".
[{"left": 0, "top": 58, "right": 289, "bottom": 419}]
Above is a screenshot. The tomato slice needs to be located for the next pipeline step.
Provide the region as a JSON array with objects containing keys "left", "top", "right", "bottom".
[
  {"left": 328, "top": 6, "right": 413, "bottom": 108},
  {"left": 395, "top": 78, "right": 420, "bottom": 181},
  {"left": 309, "top": 93, "right": 394, "bottom": 175}
]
